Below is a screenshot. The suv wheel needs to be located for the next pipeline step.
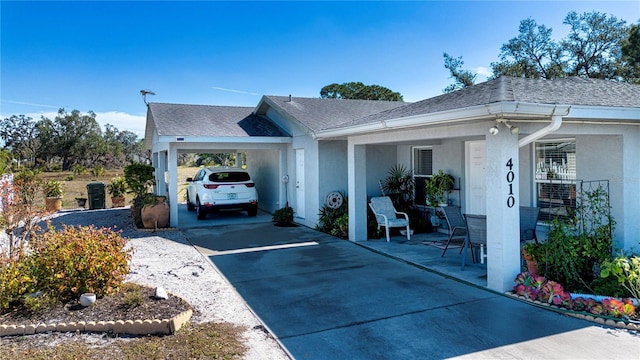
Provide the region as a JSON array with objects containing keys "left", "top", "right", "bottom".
[
  {"left": 196, "top": 198, "right": 206, "bottom": 220},
  {"left": 186, "top": 191, "right": 195, "bottom": 211},
  {"left": 247, "top": 205, "right": 258, "bottom": 217}
]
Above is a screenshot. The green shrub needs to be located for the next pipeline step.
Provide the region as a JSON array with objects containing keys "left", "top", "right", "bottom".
[
  {"left": 91, "top": 165, "right": 106, "bottom": 177},
  {"left": 537, "top": 185, "right": 615, "bottom": 293},
  {"left": 272, "top": 206, "right": 294, "bottom": 223},
  {"left": 65, "top": 175, "right": 74, "bottom": 181},
  {"left": 29, "top": 225, "right": 132, "bottom": 300},
  {"left": 600, "top": 255, "right": 640, "bottom": 300},
  {"left": 71, "top": 164, "right": 87, "bottom": 175},
  {"left": 0, "top": 255, "right": 38, "bottom": 310},
  {"left": 330, "top": 213, "right": 349, "bottom": 238},
  {"left": 317, "top": 193, "right": 348, "bottom": 237}
]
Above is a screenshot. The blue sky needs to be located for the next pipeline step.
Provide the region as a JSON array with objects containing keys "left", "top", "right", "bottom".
[{"left": 1, "top": 1, "right": 639, "bottom": 138}]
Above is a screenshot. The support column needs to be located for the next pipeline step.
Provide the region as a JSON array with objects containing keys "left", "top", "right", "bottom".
[
  {"left": 168, "top": 146, "right": 179, "bottom": 228},
  {"left": 485, "top": 126, "right": 521, "bottom": 292},
  {"left": 157, "top": 151, "right": 167, "bottom": 197},
  {"left": 348, "top": 141, "right": 367, "bottom": 242}
]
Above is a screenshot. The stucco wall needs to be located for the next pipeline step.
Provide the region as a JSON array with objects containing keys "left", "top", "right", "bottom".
[
  {"left": 576, "top": 135, "right": 624, "bottom": 248},
  {"left": 246, "top": 149, "right": 280, "bottom": 214},
  {"left": 318, "top": 140, "right": 348, "bottom": 204},
  {"left": 366, "top": 145, "right": 397, "bottom": 197}
]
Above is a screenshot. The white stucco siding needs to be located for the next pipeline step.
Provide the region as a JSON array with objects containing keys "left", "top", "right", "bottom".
[
  {"left": 318, "top": 140, "right": 348, "bottom": 204},
  {"left": 366, "top": 145, "right": 397, "bottom": 197},
  {"left": 246, "top": 149, "right": 281, "bottom": 214},
  {"left": 622, "top": 126, "right": 640, "bottom": 250}
]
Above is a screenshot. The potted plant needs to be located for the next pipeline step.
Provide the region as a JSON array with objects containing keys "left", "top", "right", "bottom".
[
  {"left": 425, "top": 170, "right": 455, "bottom": 207},
  {"left": 43, "top": 179, "right": 64, "bottom": 211},
  {"left": 522, "top": 241, "right": 543, "bottom": 276},
  {"left": 140, "top": 193, "right": 169, "bottom": 229},
  {"left": 75, "top": 197, "right": 87, "bottom": 208},
  {"left": 124, "top": 163, "right": 155, "bottom": 227},
  {"left": 106, "top": 176, "right": 127, "bottom": 208}
]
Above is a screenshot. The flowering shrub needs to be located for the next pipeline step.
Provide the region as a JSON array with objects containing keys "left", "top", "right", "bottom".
[
  {"left": 512, "top": 271, "right": 637, "bottom": 321},
  {"left": 28, "top": 225, "right": 132, "bottom": 300}
]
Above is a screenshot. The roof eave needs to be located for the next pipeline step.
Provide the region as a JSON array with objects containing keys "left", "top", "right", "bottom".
[{"left": 315, "top": 102, "right": 571, "bottom": 139}]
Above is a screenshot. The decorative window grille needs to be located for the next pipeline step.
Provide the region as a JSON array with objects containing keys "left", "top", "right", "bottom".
[
  {"left": 534, "top": 140, "right": 577, "bottom": 221},
  {"left": 413, "top": 147, "right": 433, "bottom": 206}
]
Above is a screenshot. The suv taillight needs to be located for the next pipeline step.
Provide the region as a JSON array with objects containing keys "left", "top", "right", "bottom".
[
  {"left": 204, "top": 184, "right": 219, "bottom": 189},
  {"left": 245, "top": 183, "right": 255, "bottom": 188}
]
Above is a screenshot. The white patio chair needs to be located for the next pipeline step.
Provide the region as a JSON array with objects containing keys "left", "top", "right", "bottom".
[{"left": 369, "top": 196, "right": 411, "bottom": 242}]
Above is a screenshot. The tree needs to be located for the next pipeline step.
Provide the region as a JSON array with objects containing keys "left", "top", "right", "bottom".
[
  {"left": 320, "top": 82, "right": 403, "bottom": 101},
  {"left": 620, "top": 23, "right": 640, "bottom": 83},
  {"left": 36, "top": 109, "right": 103, "bottom": 170},
  {"left": 561, "top": 11, "right": 628, "bottom": 80},
  {"left": 442, "top": 52, "right": 477, "bottom": 93},
  {"left": 0, "top": 115, "right": 40, "bottom": 167},
  {"left": 443, "top": 11, "right": 636, "bottom": 90},
  {"left": 490, "top": 18, "right": 565, "bottom": 80}
]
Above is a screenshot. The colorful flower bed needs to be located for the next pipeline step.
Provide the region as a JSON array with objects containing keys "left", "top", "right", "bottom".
[{"left": 511, "top": 272, "right": 639, "bottom": 330}]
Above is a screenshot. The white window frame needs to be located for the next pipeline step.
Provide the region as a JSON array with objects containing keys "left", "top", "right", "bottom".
[{"left": 412, "top": 146, "right": 433, "bottom": 206}]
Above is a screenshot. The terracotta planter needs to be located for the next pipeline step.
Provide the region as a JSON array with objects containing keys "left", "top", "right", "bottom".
[
  {"left": 111, "top": 196, "right": 126, "bottom": 208},
  {"left": 141, "top": 202, "right": 170, "bottom": 229},
  {"left": 45, "top": 197, "right": 63, "bottom": 212},
  {"left": 522, "top": 248, "right": 539, "bottom": 276}
]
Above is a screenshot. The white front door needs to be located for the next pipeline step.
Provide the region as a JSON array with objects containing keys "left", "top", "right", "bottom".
[
  {"left": 465, "top": 141, "right": 486, "bottom": 215},
  {"left": 295, "top": 149, "right": 305, "bottom": 219}
]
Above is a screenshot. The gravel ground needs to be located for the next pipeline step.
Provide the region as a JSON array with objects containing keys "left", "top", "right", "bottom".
[{"left": 2, "top": 207, "right": 290, "bottom": 360}]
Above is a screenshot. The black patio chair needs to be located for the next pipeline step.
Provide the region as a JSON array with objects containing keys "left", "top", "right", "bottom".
[
  {"left": 464, "top": 214, "right": 487, "bottom": 264},
  {"left": 440, "top": 206, "right": 468, "bottom": 258},
  {"left": 520, "top": 206, "right": 540, "bottom": 243}
]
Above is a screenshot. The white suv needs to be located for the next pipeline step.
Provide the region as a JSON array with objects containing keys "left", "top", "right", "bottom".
[{"left": 186, "top": 168, "right": 258, "bottom": 220}]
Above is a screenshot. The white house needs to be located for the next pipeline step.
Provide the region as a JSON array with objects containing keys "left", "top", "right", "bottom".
[{"left": 144, "top": 76, "right": 640, "bottom": 292}]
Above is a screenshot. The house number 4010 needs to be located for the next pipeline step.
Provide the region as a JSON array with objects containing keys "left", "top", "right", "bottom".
[{"left": 506, "top": 158, "right": 515, "bottom": 208}]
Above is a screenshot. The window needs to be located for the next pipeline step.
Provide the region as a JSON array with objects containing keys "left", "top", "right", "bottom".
[
  {"left": 413, "top": 147, "right": 433, "bottom": 206},
  {"left": 534, "top": 140, "right": 577, "bottom": 221}
]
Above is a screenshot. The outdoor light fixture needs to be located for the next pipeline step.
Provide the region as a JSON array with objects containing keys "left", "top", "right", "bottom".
[
  {"left": 505, "top": 122, "right": 520, "bottom": 135},
  {"left": 490, "top": 119, "right": 519, "bottom": 135}
]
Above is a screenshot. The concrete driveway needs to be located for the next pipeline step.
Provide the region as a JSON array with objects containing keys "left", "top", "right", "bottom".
[{"left": 184, "top": 222, "right": 639, "bottom": 360}]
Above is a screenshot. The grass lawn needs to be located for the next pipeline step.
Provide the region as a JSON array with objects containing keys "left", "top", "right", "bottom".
[{"left": 39, "top": 166, "right": 202, "bottom": 210}]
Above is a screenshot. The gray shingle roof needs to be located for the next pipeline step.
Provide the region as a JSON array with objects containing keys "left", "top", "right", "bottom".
[
  {"left": 148, "top": 103, "right": 289, "bottom": 137},
  {"left": 259, "top": 95, "right": 407, "bottom": 132},
  {"left": 334, "top": 77, "right": 640, "bottom": 129}
]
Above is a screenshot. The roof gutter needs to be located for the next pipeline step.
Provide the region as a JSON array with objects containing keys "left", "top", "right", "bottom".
[{"left": 518, "top": 106, "right": 571, "bottom": 148}]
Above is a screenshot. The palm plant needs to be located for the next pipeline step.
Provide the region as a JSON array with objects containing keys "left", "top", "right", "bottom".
[{"left": 381, "top": 164, "right": 414, "bottom": 211}]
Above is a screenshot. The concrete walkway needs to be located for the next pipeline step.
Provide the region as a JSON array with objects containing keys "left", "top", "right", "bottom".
[{"left": 184, "top": 222, "right": 639, "bottom": 360}]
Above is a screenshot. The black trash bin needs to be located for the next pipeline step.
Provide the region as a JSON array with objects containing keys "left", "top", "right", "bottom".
[{"left": 86, "top": 182, "right": 106, "bottom": 210}]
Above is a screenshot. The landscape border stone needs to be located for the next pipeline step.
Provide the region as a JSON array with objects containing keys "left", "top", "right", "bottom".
[{"left": 0, "top": 309, "right": 192, "bottom": 337}]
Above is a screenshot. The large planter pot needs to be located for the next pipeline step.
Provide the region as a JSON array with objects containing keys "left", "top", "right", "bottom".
[
  {"left": 111, "top": 196, "right": 126, "bottom": 208},
  {"left": 45, "top": 197, "right": 63, "bottom": 212},
  {"left": 141, "top": 202, "right": 170, "bottom": 229}
]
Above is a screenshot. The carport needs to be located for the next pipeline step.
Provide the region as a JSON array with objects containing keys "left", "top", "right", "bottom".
[{"left": 144, "top": 103, "right": 292, "bottom": 228}]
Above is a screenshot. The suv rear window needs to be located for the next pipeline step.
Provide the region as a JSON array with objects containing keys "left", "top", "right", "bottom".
[{"left": 208, "top": 172, "right": 251, "bottom": 182}]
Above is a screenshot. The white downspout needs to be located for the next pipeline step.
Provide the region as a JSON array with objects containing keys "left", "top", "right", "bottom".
[{"left": 519, "top": 114, "right": 564, "bottom": 148}]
